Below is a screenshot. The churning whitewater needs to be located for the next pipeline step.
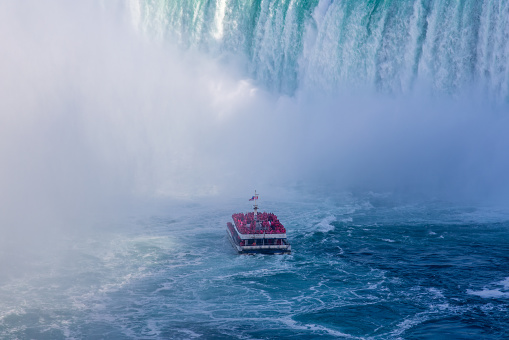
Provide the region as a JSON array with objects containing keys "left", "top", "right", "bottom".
[
  {"left": 1, "top": 0, "right": 509, "bottom": 339},
  {"left": 131, "top": 0, "right": 509, "bottom": 99},
  {"left": 1, "top": 193, "right": 509, "bottom": 339}
]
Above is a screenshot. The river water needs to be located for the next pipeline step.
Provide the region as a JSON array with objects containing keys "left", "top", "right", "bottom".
[{"left": 1, "top": 191, "right": 508, "bottom": 339}]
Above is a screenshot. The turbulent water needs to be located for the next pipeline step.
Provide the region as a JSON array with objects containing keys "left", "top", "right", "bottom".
[
  {"left": 1, "top": 0, "right": 509, "bottom": 339},
  {"left": 1, "top": 192, "right": 508, "bottom": 339},
  {"left": 131, "top": 0, "right": 509, "bottom": 99}
]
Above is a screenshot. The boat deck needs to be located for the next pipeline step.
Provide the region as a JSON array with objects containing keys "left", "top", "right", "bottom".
[{"left": 227, "top": 211, "right": 291, "bottom": 254}]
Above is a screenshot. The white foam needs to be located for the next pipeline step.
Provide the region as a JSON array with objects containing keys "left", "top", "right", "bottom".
[
  {"left": 427, "top": 287, "right": 445, "bottom": 299},
  {"left": 467, "top": 276, "right": 509, "bottom": 299},
  {"left": 316, "top": 215, "right": 336, "bottom": 232},
  {"left": 467, "top": 288, "right": 509, "bottom": 299},
  {"left": 500, "top": 277, "right": 509, "bottom": 289},
  {"left": 178, "top": 329, "right": 202, "bottom": 338},
  {"left": 390, "top": 313, "right": 430, "bottom": 338},
  {"left": 280, "top": 316, "right": 360, "bottom": 339}
]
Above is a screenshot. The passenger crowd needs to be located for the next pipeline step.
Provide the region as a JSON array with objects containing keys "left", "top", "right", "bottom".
[{"left": 231, "top": 212, "right": 286, "bottom": 234}]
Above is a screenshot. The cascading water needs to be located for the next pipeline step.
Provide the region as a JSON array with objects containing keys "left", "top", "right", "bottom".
[{"left": 130, "top": 0, "right": 509, "bottom": 99}]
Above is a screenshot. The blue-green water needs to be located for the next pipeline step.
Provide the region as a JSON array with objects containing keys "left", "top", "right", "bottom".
[{"left": 1, "top": 192, "right": 508, "bottom": 339}]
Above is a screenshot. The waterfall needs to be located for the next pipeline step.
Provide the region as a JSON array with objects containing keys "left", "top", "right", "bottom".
[{"left": 130, "top": 0, "right": 509, "bottom": 100}]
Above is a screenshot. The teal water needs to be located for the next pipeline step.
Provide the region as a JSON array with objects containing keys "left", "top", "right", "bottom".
[
  {"left": 1, "top": 192, "right": 508, "bottom": 339},
  {"left": 131, "top": 0, "right": 509, "bottom": 99}
]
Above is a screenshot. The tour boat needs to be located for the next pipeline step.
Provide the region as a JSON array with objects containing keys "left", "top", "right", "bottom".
[{"left": 226, "top": 191, "right": 291, "bottom": 255}]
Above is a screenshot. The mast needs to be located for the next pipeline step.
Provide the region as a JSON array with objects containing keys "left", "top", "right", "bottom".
[{"left": 253, "top": 190, "right": 259, "bottom": 219}]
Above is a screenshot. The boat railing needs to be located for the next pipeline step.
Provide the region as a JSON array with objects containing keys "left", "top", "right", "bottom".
[
  {"left": 242, "top": 244, "right": 291, "bottom": 250},
  {"left": 231, "top": 223, "right": 287, "bottom": 239}
]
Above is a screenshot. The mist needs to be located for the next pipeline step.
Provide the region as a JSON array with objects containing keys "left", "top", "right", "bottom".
[{"left": 1, "top": 0, "right": 509, "bottom": 252}]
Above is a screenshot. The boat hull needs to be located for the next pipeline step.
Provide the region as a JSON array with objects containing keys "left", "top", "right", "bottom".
[{"left": 226, "top": 228, "right": 291, "bottom": 255}]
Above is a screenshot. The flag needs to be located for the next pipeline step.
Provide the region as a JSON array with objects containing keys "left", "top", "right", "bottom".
[{"left": 249, "top": 196, "right": 258, "bottom": 201}]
